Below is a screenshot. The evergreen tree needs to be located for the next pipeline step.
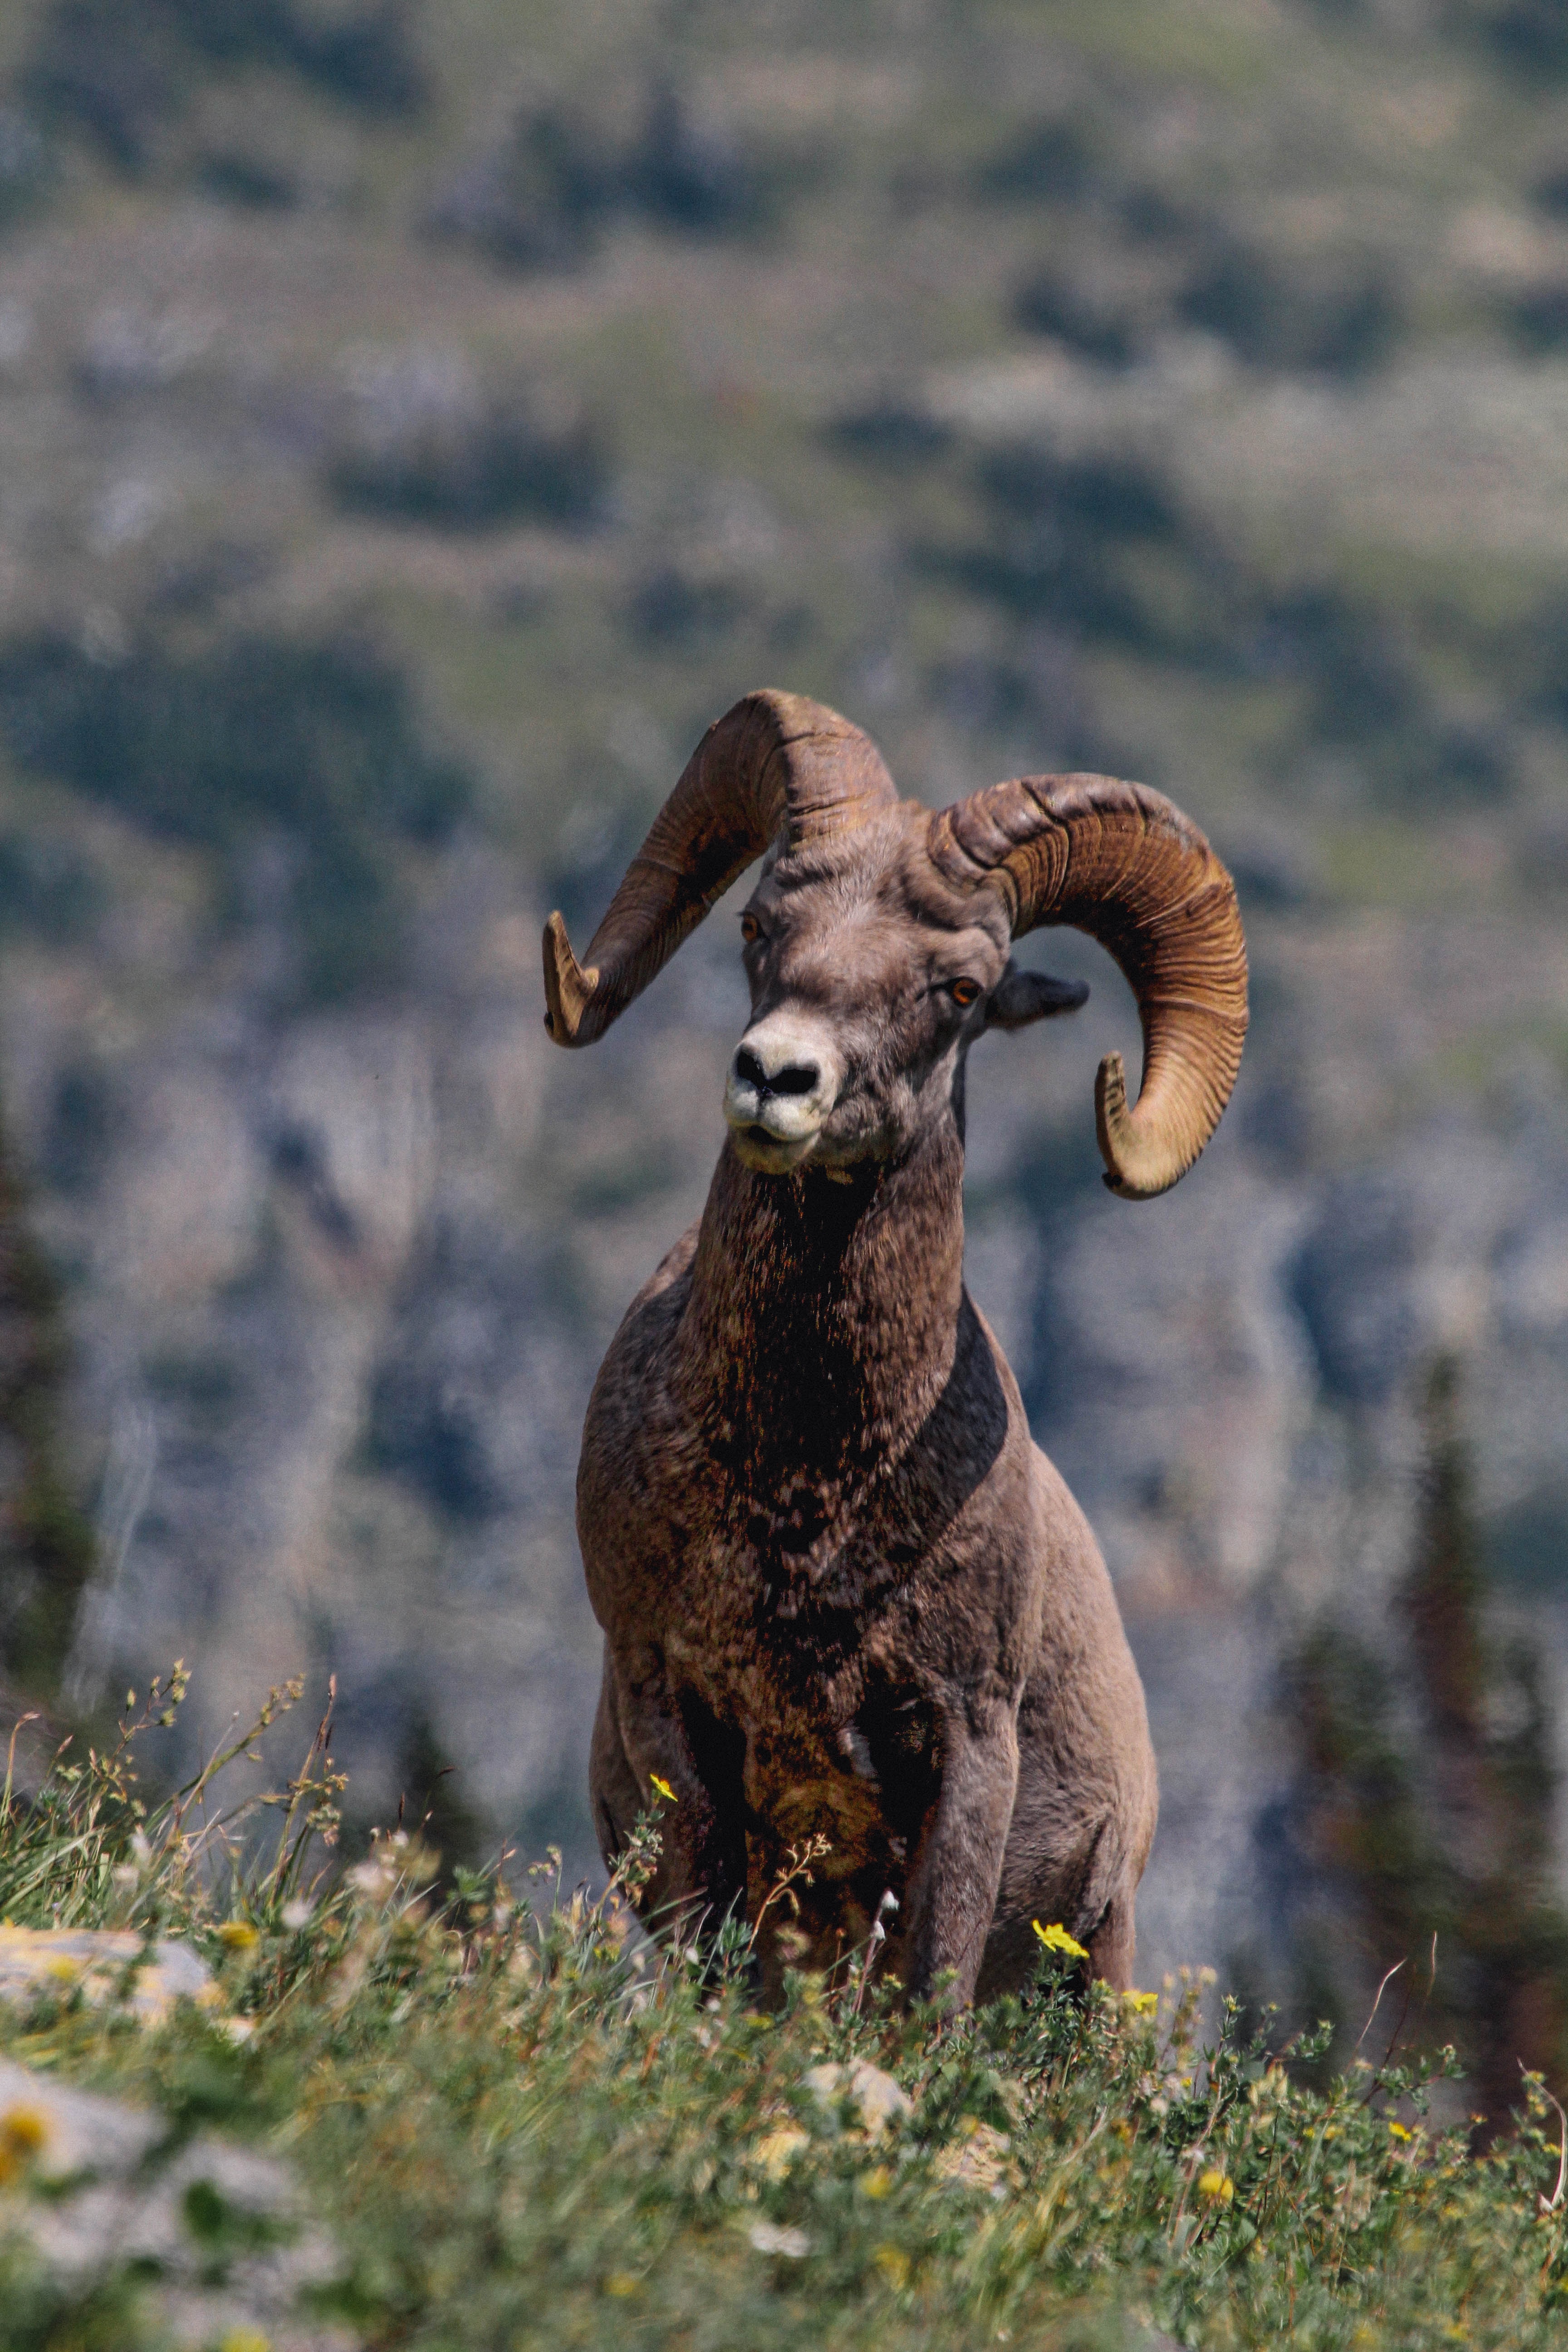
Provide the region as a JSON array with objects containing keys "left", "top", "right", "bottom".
[
  {"left": 0, "top": 1105, "right": 93, "bottom": 1697},
  {"left": 1290, "top": 1355, "right": 1568, "bottom": 2135}
]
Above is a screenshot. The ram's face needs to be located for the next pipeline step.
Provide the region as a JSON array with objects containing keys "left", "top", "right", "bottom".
[{"left": 722, "top": 823, "right": 1013, "bottom": 1176}]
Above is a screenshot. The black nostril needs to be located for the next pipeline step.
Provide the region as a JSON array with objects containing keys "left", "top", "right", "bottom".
[{"left": 733, "top": 1049, "right": 820, "bottom": 1098}]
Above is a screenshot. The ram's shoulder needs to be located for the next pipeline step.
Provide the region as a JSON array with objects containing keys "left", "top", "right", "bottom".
[
  {"left": 581, "top": 1222, "right": 698, "bottom": 1455},
  {"left": 612, "top": 1220, "right": 699, "bottom": 1361}
]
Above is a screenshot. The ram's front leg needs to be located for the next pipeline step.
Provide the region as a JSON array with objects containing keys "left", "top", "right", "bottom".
[
  {"left": 899, "top": 1704, "right": 1020, "bottom": 2010},
  {"left": 590, "top": 1646, "right": 745, "bottom": 1937}
]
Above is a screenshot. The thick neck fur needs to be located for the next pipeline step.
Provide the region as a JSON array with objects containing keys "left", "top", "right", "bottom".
[{"left": 679, "top": 1115, "right": 967, "bottom": 1496}]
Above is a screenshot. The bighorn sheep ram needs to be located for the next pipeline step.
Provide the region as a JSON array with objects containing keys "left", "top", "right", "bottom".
[{"left": 544, "top": 691, "right": 1247, "bottom": 2005}]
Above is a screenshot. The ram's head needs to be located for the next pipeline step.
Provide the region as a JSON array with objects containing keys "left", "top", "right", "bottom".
[{"left": 543, "top": 691, "right": 1247, "bottom": 1199}]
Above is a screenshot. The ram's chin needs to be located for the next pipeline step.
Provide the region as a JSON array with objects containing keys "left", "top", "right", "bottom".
[{"left": 729, "top": 1125, "right": 819, "bottom": 1175}]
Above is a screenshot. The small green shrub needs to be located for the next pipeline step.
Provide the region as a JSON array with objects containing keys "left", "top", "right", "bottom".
[
  {"left": 1176, "top": 239, "right": 1404, "bottom": 379},
  {"left": 1463, "top": 0, "right": 1568, "bottom": 76},
  {"left": 0, "top": 828, "right": 99, "bottom": 944},
  {"left": 627, "top": 564, "right": 750, "bottom": 649},
  {"left": 897, "top": 437, "right": 1518, "bottom": 804},
  {"left": 977, "top": 114, "right": 1101, "bottom": 204},
  {"left": 630, "top": 81, "right": 774, "bottom": 235},
  {"left": 21, "top": 0, "right": 425, "bottom": 177},
  {"left": 429, "top": 76, "right": 808, "bottom": 274},
  {"left": 0, "top": 107, "right": 54, "bottom": 230},
  {"left": 0, "top": 631, "right": 466, "bottom": 849},
  {"left": 1014, "top": 264, "right": 1147, "bottom": 367},
  {"left": 826, "top": 403, "right": 955, "bottom": 467},
  {"left": 1508, "top": 278, "right": 1568, "bottom": 353},
  {"left": 426, "top": 96, "right": 620, "bottom": 270},
  {"left": 931, "top": 441, "right": 1231, "bottom": 665},
  {"left": 328, "top": 365, "right": 610, "bottom": 530},
  {"left": 0, "top": 629, "right": 472, "bottom": 1000},
  {"left": 193, "top": 146, "right": 298, "bottom": 208},
  {"left": 20, "top": 0, "right": 176, "bottom": 175},
  {"left": 163, "top": 0, "right": 427, "bottom": 115},
  {"left": 365, "top": 1356, "right": 499, "bottom": 1522},
  {"left": 39, "top": 1059, "right": 117, "bottom": 1200},
  {"left": 1259, "top": 586, "right": 1515, "bottom": 804}
]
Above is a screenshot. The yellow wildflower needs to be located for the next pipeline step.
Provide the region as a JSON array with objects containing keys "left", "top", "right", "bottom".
[
  {"left": 217, "top": 1921, "right": 260, "bottom": 1954},
  {"left": 1197, "top": 2169, "right": 1235, "bottom": 2204},
  {"left": 1122, "top": 1988, "right": 1158, "bottom": 2015},
  {"left": 873, "top": 2244, "right": 910, "bottom": 2290},
  {"left": 603, "top": 2274, "right": 641, "bottom": 2298},
  {"left": 1, "top": 2105, "right": 49, "bottom": 2158},
  {"left": 1388, "top": 2121, "right": 1413, "bottom": 2142},
  {"left": 1031, "top": 1920, "right": 1088, "bottom": 1960},
  {"left": 0, "top": 2102, "right": 51, "bottom": 2184},
  {"left": 649, "top": 1775, "right": 677, "bottom": 1804},
  {"left": 860, "top": 2165, "right": 894, "bottom": 2199}
]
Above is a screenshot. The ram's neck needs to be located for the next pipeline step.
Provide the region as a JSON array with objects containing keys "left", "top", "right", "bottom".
[{"left": 679, "top": 1122, "right": 967, "bottom": 1482}]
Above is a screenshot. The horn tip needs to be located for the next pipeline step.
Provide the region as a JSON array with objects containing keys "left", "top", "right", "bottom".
[
  {"left": 1094, "top": 1049, "right": 1181, "bottom": 1202},
  {"left": 543, "top": 909, "right": 596, "bottom": 1047}
]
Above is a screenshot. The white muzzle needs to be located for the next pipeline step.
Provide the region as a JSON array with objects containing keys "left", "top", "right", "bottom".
[{"left": 723, "top": 1013, "right": 843, "bottom": 1168}]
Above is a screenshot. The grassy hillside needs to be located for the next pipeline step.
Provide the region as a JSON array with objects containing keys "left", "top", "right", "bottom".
[{"left": 3, "top": 1681, "right": 1568, "bottom": 2350}]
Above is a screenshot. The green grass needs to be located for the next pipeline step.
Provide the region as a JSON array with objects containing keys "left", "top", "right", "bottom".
[{"left": 4, "top": 1677, "right": 1568, "bottom": 2349}]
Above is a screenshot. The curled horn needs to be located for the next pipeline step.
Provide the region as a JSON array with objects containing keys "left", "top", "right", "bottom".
[
  {"left": 930, "top": 774, "right": 1248, "bottom": 1200},
  {"left": 543, "top": 690, "right": 897, "bottom": 1047}
]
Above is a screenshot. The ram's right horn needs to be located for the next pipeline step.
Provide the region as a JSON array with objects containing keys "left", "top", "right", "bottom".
[{"left": 929, "top": 772, "right": 1248, "bottom": 1198}]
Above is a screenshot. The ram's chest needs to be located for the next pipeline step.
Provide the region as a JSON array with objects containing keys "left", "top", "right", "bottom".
[
  {"left": 662, "top": 1522, "right": 942, "bottom": 1859},
  {"left": 663, "top": 1553, "right": 868, "bottom": 1737},
  {"left": 665, "top": 1473, "right": 899, "bottom": 1703}
]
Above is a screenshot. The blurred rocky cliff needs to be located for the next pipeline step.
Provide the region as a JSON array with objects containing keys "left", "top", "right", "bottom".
[{"left": 0, "top": 0, "right": 1563, "bottom": 2004}]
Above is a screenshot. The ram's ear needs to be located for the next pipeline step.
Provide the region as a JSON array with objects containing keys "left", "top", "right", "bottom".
[{"left": 985, "top": 962, "right": 1089, "bottom": 1030}]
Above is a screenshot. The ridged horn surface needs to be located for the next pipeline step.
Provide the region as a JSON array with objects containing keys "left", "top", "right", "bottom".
[
  {"left": 929, "top": 773, "right": 1248, "bottom": 1199},
  {"left": 542, "top": 691, "right": 896, "bottom": 1047}
]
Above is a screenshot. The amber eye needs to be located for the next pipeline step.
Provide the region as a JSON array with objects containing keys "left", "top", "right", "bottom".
[
  {"left": 948, "top": 977, "right": 982, "bottom": 1008},
  {"left": 740, "top": 913, "right": 761, "bottom": 946}
]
